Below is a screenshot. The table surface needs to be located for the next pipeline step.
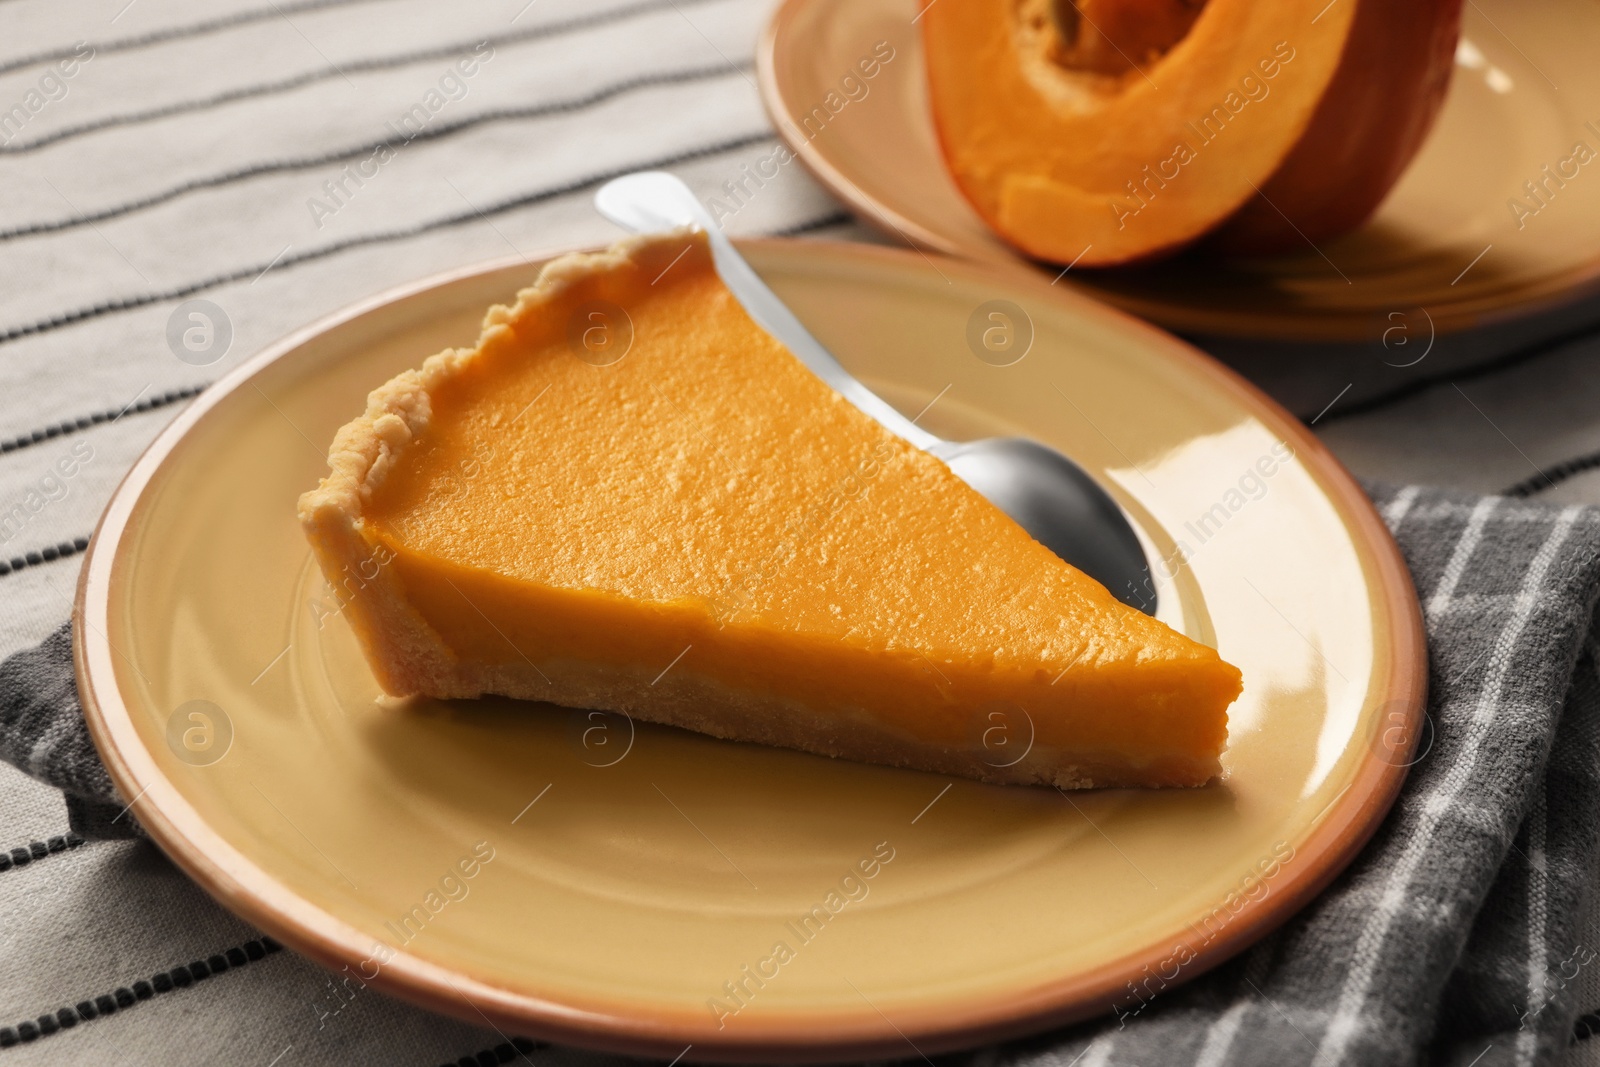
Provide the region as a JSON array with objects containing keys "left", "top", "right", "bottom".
[{"left": 2, "top": 0, "right": 1599, "bottom": 1063}]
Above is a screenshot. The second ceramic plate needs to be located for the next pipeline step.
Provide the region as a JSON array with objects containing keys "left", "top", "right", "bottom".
[
  {"left": 78, "top": 240, "right": 1422, "bottom": 1060},
  {"left": 759, "top": 0, "right": 1600, "bottom": 341}
]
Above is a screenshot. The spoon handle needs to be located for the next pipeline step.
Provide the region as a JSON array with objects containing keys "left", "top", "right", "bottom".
[{"left": 594, "top": 172, "right": 943, "bottom": 452}]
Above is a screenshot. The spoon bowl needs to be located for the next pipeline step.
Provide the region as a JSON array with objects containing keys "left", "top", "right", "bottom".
[{"left": 932, "top": 436, "right": 1151, "bottom": 609}]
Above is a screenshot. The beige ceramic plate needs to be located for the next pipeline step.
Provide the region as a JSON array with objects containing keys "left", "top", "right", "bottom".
[
  {"left": 77, "top": 240, "right": 1423, "bottom": 1061},
  {"left": 759, "top": 0, "right": 1600, "bottom": 341}
]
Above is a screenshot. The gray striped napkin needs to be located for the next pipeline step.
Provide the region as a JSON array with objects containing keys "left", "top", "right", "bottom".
[
  {"left": 966, "top": 484, "right": 1600, "bottom": 1066},
  {"left": 4, "top": 481, "right": 1599, "bottom": 1065}
]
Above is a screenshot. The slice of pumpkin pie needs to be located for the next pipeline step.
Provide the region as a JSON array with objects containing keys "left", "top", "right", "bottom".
[{"left": 298, "top": 230, "right": 1241, "bottom": 788}]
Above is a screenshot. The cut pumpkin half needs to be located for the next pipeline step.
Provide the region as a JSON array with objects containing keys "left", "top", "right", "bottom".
[{"left": 922, "top": 0, "right": 1462, "bottom": 265}]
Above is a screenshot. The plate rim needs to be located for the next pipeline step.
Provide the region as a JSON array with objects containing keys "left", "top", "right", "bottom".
[
  {"left": 75, "top": 237, "right": 1426, "bottom": 1062},
  {"left": 755, "top": 0, "right": 1600, "bottom": 343}
]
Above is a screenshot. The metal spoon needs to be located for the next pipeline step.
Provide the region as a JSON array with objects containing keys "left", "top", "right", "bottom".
[{"left": 594, "top": 171, "right": 1155, "bottom": 613}]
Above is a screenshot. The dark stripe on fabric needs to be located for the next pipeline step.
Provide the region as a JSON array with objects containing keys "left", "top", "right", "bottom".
[
  {"left": 0, "top": 832, "right": 84, "bottom": 873},
  {"left": 0, "top": 538, "right": 90, "bottom": 578},
  {"left": 0, "top": 0, "right": 720, "bottom": 155},
  {"left": 1504, "top": 447, "right": 1600, "bottom": 499},
  {"left": 0, "top": 386, "right": 204, "bottom": 456},
  {"left": 1313, "top": 316, "right": 1600, "bottom": 426},
  {"left": 0, "top": 936, "right": 284, "bottom": 1048},
  {"left": 0, "top": 0, "right": 387, "bottom": 79},
  {"left": 770, "top": 210, "right": 853, "bottom": 237},
  {"left": 0, "top": 130, "right": 775, "bottom": 348},
  {"left": 0, "top": 64, "right": 751, "bottom": 242}
]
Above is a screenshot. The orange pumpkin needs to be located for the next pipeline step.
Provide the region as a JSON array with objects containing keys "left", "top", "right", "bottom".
[{"left": 922, "top": 0, "right": 1462, "bottom": 264}]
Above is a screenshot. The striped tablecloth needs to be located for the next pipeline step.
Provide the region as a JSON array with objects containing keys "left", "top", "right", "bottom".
[{"left": 4, "top": 1, "right": 1600, "bottom": 1064}]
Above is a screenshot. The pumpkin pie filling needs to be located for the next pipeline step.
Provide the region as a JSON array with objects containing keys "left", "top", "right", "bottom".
[{"left": 300, "top": 231, "right": 1242, "bottom": 788}]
